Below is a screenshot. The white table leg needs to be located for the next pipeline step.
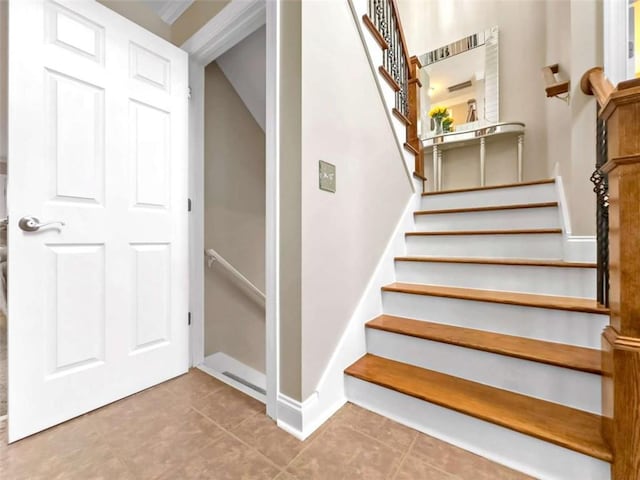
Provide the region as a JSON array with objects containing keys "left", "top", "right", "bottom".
[
  {"left": 437, "top": 150, "right": 443, "bottom": 191},
  {"left": 432, "top": 146, "right": 439, "bottom": 192},
  {"left": 517, "top": 134, "right": 524, "bottom": 182},
  {"left": 480, "top": 137, "right": 486, "bottom": 187}
]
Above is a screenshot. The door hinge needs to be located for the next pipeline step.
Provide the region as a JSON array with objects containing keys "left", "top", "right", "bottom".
[
  {"left": 188, "top": 312, "right": 191, "bottom": 326},
  {"left": 188, "top": 198, "right": 192, "bottom": 212},
  {"left": 188, "top": 86, "right": 192, "bottom": 99}
]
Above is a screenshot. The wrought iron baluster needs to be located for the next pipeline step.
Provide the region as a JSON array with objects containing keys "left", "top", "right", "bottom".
[{"left": 591, "top": 118, "right": 609, "bottom": 307}]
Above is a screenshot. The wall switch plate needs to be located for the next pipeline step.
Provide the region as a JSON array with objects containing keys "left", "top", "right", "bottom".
[{"left": 319, "top": 160, "right": 336, "bottom": 193}]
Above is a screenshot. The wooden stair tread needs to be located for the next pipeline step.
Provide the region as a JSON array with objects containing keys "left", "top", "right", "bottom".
[
  {"left": 422, "top": 179, "right": 555, "bottom": 196},
  {"left": 345, "top": 354, "right": 612, "bottom": 462},
  {"left": 394, "top": 256, "right": 596, "bottom": 268},
  {"left": 414, "top": 202, "right": 558, "bottom": 216},
  {"left": 406, "top": 228, "right": 562, "bottom": 236},
  {"left": 367, "top": 315, "right": 602, "bottom": 374},
  {"left": 381, "top": 283, "right": 609, "bottom": 314}
]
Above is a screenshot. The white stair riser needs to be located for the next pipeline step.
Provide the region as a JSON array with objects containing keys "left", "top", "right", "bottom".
[
  {"left": 406, "top": 233, "right": 563, "bottom": 259},
  {"left": 394, "top": 261, "right": 596, "bottom": 298},
  {"left": 381, "top": 291, "right": 608, "bottom": 348},
  {"left": 421, "top": 183, "right": 557, "bottom": 210},
  {"left": 414, "top": 206, "right": 561, "bottom": 231},
  {"left": 346, "top": 377, "right": 610, "bottom": 480},
  {"left": 366, "top": 329, "right": 601, "bottom": 414}
]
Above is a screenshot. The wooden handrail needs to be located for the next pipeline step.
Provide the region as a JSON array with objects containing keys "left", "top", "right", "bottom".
[
  {"left": 390, "top": 0, "right": 411, "bottom": 68},
  {"left": 364, "top": 0, "right": 424, "bottom": 182},
  {"left": 580, "top": 67, "right": 615, "bottom": 108}
]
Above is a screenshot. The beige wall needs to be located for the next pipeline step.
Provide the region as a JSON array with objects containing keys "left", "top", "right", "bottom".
[
  {"left": 204, "top": 62, "right": 265, "bottom": 372},
  {"left": 398, "top": 0, "right": 602, "bottom": 234},
  {"left": 172, "top": 0, "right": 230, "bottom": 46},
  {"left": 278, "top": 0, "right": 303, "bottom": 401},
  {"left": 97, "top": 0, "right": 230, "bottom": 47},
  {"left": 299, "top": 0, "right": 413, "bottom": 399},
  {"left": 97, "top": 0, "right": 172, "bottom": 40}
]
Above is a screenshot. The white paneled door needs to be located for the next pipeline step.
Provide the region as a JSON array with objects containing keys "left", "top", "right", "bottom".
[{"left": 7, "top": 0, "right": 189, "bottom": 441}]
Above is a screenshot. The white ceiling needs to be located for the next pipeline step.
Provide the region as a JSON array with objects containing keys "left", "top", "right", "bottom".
[{"left": 142, "top": 0, "right": 195, "bottom": 24}]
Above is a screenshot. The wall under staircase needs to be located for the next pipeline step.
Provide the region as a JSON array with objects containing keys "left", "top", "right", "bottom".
[{"left": 345, "top": 179, "right": 611, "bottom": 480}]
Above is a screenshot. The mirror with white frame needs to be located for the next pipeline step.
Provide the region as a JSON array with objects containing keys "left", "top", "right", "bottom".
[{"left": 419, "top": 27, "right": 499, "bottom": 139}]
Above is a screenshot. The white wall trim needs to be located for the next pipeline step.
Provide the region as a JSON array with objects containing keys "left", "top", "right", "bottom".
[
  {"left": 264, "top": 0, "right": 279, "bottom": 420},
  {"left": 199, "top": 352, "right": 266, "bottom": 403},
  {"left": 181, "top": 0, "right": 266, "bottom": 65},
  {"left": 156, "top": 0, "right": 195, "bottom": 25},
  {"left": 555, "top": 176, "right": 596, "bottom": 262},
  {"left": 182, "top": 0, "right": 278, "bottom": 420},
  {"left": 188, "top": 59, "right": 205, "bottom": 368},
  {"left": 565, "top": 236, "right": 597, "bottom": 263},
  {"left": 554, "top": 175, "right": 573, "bottom": 237},
  {"left": 603, "top": 0, "right": 629, "bottom": 85},
  {"left": 280, "top": 191, "right": 420, "bottom": 439},
  {"left": 276, "top": 392, "right": 345, "bottom": 441}
]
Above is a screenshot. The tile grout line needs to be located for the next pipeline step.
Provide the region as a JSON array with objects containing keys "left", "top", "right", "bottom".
[
  {"left": 391, "top": 434, "right": 418, "bottom": 480},
  {"left": 339, "top": 418, "right": 414, "bottom": 456},
  {"left": 188, "top": 404, "right": 288, "bottom": 475},
  {"left": 279, "top": 403, "right": 346, "bottom": 474}
]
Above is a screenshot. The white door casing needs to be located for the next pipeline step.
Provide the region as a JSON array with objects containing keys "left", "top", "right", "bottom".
[{"left": 7, "top": 0, "right": 189, "bottom": 441}]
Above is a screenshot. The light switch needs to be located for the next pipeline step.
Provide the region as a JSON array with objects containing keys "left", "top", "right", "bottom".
[{"left": 319, "top": 160, "right": 336, "bottom": 193}]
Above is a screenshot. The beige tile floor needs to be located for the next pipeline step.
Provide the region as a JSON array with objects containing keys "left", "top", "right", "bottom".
[{"left": 0, "top": 369, "right": 534, "bottom": 479}]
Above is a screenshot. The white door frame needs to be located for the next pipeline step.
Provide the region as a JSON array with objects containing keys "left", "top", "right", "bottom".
[
  {"left": 603, "top": 0, "right": 630, "bottom": 85},
  {"left": 181, "top": 0, "right": 279, "bottom": 419}
]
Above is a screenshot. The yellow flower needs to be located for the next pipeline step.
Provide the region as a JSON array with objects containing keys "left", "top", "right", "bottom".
[{"left": 429, "top": 106, "right": 450, "bottom": 119}]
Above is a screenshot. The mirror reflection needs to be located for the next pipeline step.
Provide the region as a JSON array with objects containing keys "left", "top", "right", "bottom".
[{"left": 419, "top": 27, "right": 499, "bottom": 139}]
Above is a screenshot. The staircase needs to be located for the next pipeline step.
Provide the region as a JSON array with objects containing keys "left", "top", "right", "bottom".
[{"left": 344, "top": 179, "right": 612, "bottom": 480}]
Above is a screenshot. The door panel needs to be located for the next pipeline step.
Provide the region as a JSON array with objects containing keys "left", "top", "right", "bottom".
[{"left": 8, "top": 0, "right": 189, "bottom": 442}]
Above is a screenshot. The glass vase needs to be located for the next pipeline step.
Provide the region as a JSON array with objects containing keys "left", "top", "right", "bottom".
[{"left": 433, "top": 116, "right": 444, "bottom": 135}]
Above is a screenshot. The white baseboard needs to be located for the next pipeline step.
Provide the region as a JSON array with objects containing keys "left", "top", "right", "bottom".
[
  {"left": 276, "top": 391, "right": 345, "bottom": 440},
  {"left": 198, "top": 352, "right": 266, "bottom": 403},
  {"left": 564, "top": 236, "right": 597, "bottom": 263},
  {"left": 555, "top": 176, "right": 597, "bottom": 263},
  {"left": 275, "top": 193, "right": 420, "bottom": 440}
]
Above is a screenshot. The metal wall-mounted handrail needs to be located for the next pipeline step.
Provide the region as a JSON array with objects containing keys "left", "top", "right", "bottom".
[{"left": 204, "top": 248, "right": 265, "bottom": 301}]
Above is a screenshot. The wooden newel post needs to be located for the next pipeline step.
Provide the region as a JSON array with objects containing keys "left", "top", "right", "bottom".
[
  {"left": 408, "top": 56, "right": 424, "bottom": 180},
  {"left": 599, "top": 78, "right": 640, "bottom": 479}
]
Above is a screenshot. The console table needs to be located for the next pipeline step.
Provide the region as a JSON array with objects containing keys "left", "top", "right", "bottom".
[{"left": 422, "top": 122, "right": 526, "bottom": 191}]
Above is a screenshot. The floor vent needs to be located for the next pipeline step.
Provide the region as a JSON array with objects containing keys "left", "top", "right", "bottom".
[{"left": 222, "top": 371, "right": 266, "bottom": 395}]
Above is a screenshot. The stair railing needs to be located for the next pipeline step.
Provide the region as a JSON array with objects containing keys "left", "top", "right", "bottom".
[
  {"left": 581, "top": 67, "right": 640, "bottom": 480},
  {"left": 365, "top": 0, "right": 425, "bottom": 181},
  {"left": 581, "top": 67, "right": 613, "bottom": 309},
  {"left": 204, "top": 248, "right": 265, "bottom": 303}
]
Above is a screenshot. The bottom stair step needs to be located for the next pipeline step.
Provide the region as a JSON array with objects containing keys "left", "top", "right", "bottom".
[{"left": 344, "top": 354, "right": 611, "bottom": 463}]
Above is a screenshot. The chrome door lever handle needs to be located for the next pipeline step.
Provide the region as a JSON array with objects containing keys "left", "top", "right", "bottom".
[{"left": 18, "top": 216, "right": 65, "bottom": 232}]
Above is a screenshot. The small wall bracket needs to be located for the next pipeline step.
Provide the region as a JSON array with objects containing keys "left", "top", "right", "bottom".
[{"left": 542, "top": 64, "right": 570, "bottom": 105}]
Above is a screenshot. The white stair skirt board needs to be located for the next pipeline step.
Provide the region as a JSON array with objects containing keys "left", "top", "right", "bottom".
[
  {"left": 414, "top": 205, "right": 561, "bottom": 231},
  {"left": 565, "top": 236, "right": 597, "bottom": 263},
  {"left": 405, "top": 232, "right": 564, "bottom": 259},
  {"left": 345, "top": 377, "right": 610, "bottom": 480},
  {"left": 421, "top": 182, "right": 557, "bottom": 210},
  {"left": 381, "top": 292, "right": 608, "bottom": 349},
  {"left": 198, "top": 352, "right": 266, "bottom": 403},
  {"left": 394, "top": 260, "right": 597, "bottom": 298},
  {"left": 366, "top": 329, "right": 601, "bottom": 414}
]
